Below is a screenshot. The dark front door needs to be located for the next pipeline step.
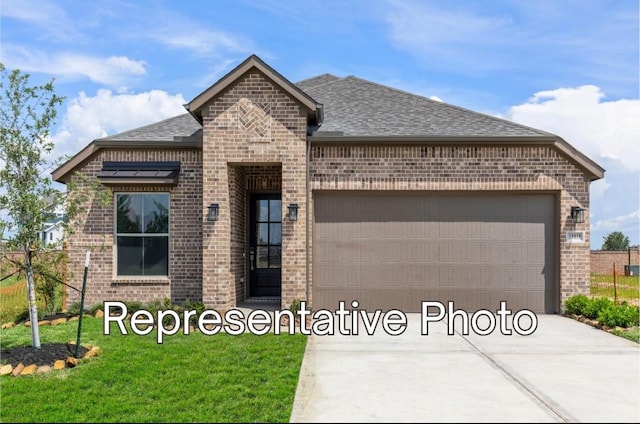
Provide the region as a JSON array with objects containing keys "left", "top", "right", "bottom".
[{"left": 249, "top": 193, "right": 282, "bottom": 297}]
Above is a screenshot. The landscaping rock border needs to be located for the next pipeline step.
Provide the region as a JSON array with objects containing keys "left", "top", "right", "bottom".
[
  {"left": 564, "top": 313, "right": 630, "bottom": 336},
  {"left": 2, "top": 314, "right": 80, "bottom": 329},
  {"left": 0, "top": 344, "right": 101, "bottom": 377},
  {"left": 1, "top": 310, "right": 106, "bottom": 378}
]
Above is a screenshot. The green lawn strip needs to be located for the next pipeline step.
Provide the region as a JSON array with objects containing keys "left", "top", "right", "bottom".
[
  {"left": 610, "top": 326, "right": 640, "bottom": 344},
  {"left": 1, "top": 316, "right": 308, "bottom": 423}
]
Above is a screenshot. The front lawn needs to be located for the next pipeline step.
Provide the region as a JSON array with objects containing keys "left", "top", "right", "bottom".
[{"left": 0, "top": 316, "right": 308, "bottom": 423}]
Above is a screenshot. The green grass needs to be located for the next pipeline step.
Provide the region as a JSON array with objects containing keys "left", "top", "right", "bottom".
[
  {"left": 1, "top": 316, "right": 308, "bottom": 423},
  {"left": 610, "top": 326, "right": 640, "bottom": 343},
  {"left": 590, "top": 274, "right": 640, "bottom": 301}
]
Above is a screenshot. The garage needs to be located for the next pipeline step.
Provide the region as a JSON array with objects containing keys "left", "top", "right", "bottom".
[{"left": 313, "top": 192, "right": 557, "bottom": 313}]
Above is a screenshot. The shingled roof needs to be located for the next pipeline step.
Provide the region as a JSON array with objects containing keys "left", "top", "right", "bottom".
[
  {"left": 98, "top": 73, "right": 553, "bottom": 141},
  {"left": 100, "top": 113, "right": 201, "bottom": 142},
  {"left": 53, "top": 61, "right": 604, "bottom": 182},
  {"left": 299, "top": 75, "right": 552, "bottom": 137}
]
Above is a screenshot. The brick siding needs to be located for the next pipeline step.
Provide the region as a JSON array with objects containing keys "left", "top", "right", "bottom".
[{"left": 65, "top": 149, "right": 202, "bottom": 307}]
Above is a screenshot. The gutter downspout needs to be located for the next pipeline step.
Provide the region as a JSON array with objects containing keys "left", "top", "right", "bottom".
[{"left": 305, "top": 136, "right": 311, "bottom": 308}]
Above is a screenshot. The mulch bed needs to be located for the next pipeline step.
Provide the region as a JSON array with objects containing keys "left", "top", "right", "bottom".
[
  {"left": 1, "top": 343, "right": 88, "bottom": 367},
  {"left": 2, "top": 313, "right": 88, "bottom": 368}
]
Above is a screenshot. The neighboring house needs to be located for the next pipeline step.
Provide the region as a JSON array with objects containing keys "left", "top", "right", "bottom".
[
  {"left": 52, "top": 55, "right": 604, "bottom": 313},
  {"left": 41, "top": 214, "right": 65, "bottom": 247}
]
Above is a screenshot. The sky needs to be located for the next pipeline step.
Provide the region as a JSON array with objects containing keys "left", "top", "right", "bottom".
[{"left": 1, "top": 0, "right": 638, "bottom": 249}]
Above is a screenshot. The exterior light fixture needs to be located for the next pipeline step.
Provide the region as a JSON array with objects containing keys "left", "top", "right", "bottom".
[
  {"left": 207, "top": 203, "right": 219, "bottom": 222},
  {"left": 570, "top": 206, "right": 585, "bottom": 224},
  {"left": 288, "top": 203, "right": 299, "bottom": 222}
]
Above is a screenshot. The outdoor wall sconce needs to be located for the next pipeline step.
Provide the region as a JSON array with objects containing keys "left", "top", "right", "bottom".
[
  {"left": 207, "top": 203, "right": 219, "bottom": 222},
  {"left": 288, "top": 203, "right": 299, "bottom": 221},
  {"left": 570, "top": 206, "right": 585, "bottom": 224}
]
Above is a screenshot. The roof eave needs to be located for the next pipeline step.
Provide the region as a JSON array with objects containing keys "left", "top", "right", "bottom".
[
  {"left": 52, "top": 139, "right": 201, "bottom": 184},
  {"left": 552, "top": 137, "right": 605, "bottom": 181}
]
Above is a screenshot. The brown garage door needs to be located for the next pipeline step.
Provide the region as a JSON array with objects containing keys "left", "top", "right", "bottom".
[{"left": 313, "top": 192, "right": 557, "bottom": 313}]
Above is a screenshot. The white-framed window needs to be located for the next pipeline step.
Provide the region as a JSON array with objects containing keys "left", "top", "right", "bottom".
[{"left": 115, "top": 193, "right": 169, "bottom": 276}]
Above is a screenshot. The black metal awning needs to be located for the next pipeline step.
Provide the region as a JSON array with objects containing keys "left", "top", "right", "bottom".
[{"left": 97, "top": 161, "right": 180, "bottom": 186}]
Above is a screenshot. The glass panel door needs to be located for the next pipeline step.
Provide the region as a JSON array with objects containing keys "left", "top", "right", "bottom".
[{"left": 249, "top": 193, "right": 282, "bottom": 297}]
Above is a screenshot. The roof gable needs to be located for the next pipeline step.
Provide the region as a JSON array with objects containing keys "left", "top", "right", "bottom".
[{"left": 185, "top": 54, "right": 322, "bottom": 125}]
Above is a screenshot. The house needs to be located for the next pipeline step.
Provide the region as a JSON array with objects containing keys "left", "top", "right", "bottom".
[
  {"left": 52, "top": 55, "right": 604, "bottom": 313},
  {"left": 41, "top": 213, "right": 65, "bottom": 247}
]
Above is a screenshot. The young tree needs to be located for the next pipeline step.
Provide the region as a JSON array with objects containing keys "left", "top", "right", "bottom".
[
  {"left": 0, "top": 64, "right": 64, "bottom": 348},
  {"left": 602, "top": 231, "right": 630, "bottom": 251}
]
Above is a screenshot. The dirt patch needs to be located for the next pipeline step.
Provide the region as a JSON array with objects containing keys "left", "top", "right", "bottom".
[{"left": 1, "top": 343, "right": 88, "bottom": 367}]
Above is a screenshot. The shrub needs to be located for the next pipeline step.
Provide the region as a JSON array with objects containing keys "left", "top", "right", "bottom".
[
  {"left": 88, "top": 303, "right": 104, "bottom": 315},
  {"left": 66, "top": 301, "right": 88, "bottom": 315},
  {"left": 145, "top": 299, "right": 165, "bottom": 314},
  {"left": 564, "top": 294, "right": 589, "bottom": 315},
  {"left": 289, "top": 299, "right": 302, "bottom": 314},
  {"left": 12, "top": 307, "right": 30, "bottom": 324},
  {"left": 124, "top": 300, "right": 145, "bottom": 312},
  {"left": 183, "top": 299, "right": 206, "bottom": 325},
  {"left": 583, "top": 297, "right": 615, "bottom": 320},
  {"left": 183, "top": 299, "right": 205, "bottom": 314},
  {"left": 597, "top": 304, "right": 640, "bottom": 328},
  {"left": 163, "top": 297, "right": 172, "bottom": 309}
]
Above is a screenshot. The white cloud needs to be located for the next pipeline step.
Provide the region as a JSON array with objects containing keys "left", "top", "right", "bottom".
[
  {"left": 149, "top": 29, "right": 247, "bottom": 57},
  {"left": 505, "top": 85, "right": 640, "bottom": 172},
  {"left": 3, "top": 44, "right": 147, "bottom": 86},
  {"left": 589, "top": 178, "right": 611, "bottom": 200},
  {"left": 592, "top": 209, "right": 640, "bottom": 234},
  {"left": 141, "top": 10, "right": 253, "bottom": 58},
  {"left": 51, "top": 89, "right": 187, "bottom": 160}
]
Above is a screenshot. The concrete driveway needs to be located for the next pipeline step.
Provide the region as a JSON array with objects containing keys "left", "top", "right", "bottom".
[{"left": 290, "top": 314, "right": 640, "bottom": 423}]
